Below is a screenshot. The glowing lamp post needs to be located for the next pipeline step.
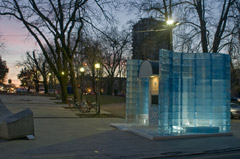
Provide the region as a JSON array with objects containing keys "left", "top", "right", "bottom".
[
  {"left": 166, "top": 19, "right": 179, "bottom": 51},
  {"left": 48, "top": 72, "right": 52, "bottom": 93},
  {"left": 79, "top": 67, "right": 85, "bottom": 101},
  {"left": 166, "top": 19, "right": 174, "bottom": 51},
  {"left": 95, "top": 63, "right": 101, "bottom": 114},
  {"left": 166, "top": 19, "right": 174, "bottom": 25},
  {"left": 95, "top": 63, "right": 100, "bottom": 69},
  {"left": 80, "top": 67, "right": 85, "bottom": 73}
]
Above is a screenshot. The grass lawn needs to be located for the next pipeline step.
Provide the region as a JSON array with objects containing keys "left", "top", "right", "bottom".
[
  {"left": 54, "top": 94, "right": 125, "bottom": 105},
  {"left": 83, "top": 94, "right": 125, "bottom": 105},
  {"left": 62, "top": 94, "right": 126, "bottom": 118},
  {"left": 75, "top": 113, "right": 122, "bottom": 118}
]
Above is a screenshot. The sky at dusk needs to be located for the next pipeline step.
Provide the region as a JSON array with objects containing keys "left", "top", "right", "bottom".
[
  {"left": 0, "top": 16, "right": 40, "bottom": 86},
  {"left": 0, "top": 8, "right": 136, "bottom": 87}
]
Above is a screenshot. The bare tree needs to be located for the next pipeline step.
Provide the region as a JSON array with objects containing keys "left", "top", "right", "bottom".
[
  {"left": 174, "top": 0, "right": 237, "bottom": 53},
  {"left": 117, "top": 58, "right": 127, "bottom": 94},
  {"left": 101, "top": 27, "right": 130, "bottom": 95},
  {"left": 127, "top": 0, "right": 175, "bottom": 21},
  {"left": 80, "top": 37, "right": 103, "bottom": 94},
  {"left": 0, "top": 0, "right": 117, "bottom": 103},
  {"left": 0, "top": 56, "right": 8, "bottom": 83},
  {"left": 128, "top": 0, "right": 237, "bottom": 54},
  {"left": 26, "top": 51, "right": 49, "bottom": 94},
  {"left": 190, "top": 0, "right": 236, "bottom": 53},
  {"left": 17, "top": 57, "right": 41, "bottom": 92},
  {"left": 229, "top": 0, "right": 240, "bottom": 97},
  {"left": 17, "top": 67, "right": 35, "bottom": 90}
]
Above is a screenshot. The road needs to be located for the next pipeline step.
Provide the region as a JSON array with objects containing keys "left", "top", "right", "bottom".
[{"left": 152, "top": 151, "right": 240, "bottom": 159}]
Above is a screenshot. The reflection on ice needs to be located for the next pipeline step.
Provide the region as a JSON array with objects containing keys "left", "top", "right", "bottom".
[{"left": 112, "top": 50, "right": 231, "bottom": 140}]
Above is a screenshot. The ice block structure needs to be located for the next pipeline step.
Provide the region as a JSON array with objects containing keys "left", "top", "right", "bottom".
[
  {"left": 158, "top": 50, "right": 230, "bottom": 134},
  {"left": 114, "top": 49, "right": 231, "bottom": 139},
  {"left": 126, "top": 60, "right": 142, "bottom": 123}
]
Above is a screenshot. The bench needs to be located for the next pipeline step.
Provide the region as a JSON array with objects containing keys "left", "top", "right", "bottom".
[{"left": 0, "top": 99, "right": 34, "bottom": 140}]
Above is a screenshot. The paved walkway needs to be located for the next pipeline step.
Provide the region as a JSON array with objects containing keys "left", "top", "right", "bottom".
[
  {"left": 0, "top": 94, "right": 78, "bottom": 118},
  {"left": 0, "top": 94, "right": 240, "bottom": 159}
]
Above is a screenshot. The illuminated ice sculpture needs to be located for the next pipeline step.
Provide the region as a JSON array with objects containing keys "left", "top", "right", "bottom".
[{"left": 113, "top": 49, "right": 231, "bottom": 139}]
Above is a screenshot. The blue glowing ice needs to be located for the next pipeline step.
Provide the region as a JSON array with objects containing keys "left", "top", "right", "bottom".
[{"left": 125, "top": 50, "right": 230, "bottom": 135}]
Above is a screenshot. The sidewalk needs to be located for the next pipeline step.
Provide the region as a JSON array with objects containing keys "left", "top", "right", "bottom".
[
  {"left": 0, "top": 94, "right": 240, "bottom": 159},
  {"left": 0, "top": 94, "right": 78, "bottom": 118}
]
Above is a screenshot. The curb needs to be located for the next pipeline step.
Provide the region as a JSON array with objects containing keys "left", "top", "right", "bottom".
[{"left": 141, "top": 147, "right": 240, "bottom": 159}]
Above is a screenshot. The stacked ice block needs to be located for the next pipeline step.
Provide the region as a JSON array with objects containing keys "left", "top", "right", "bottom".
[
  {"left": 159, "top": 50, "right": 230, "bottom": 134},
  {"left": 125, "top": 50, "right": 230, "bottom": 135},
  {"left": 137, "top": 78, "right": 149, "bottom": 124},
  {"left": 126, "top": 60, "right": 142, "bottom": 123}
]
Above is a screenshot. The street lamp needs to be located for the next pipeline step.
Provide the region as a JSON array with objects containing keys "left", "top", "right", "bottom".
[
  {"left": 79, "top": 66, "right": 85, "bottom": 101},
  {"left": 95, "top": 63, "right": 100, "bottom": 69},
  {"left": 166, "top": 19, "right": 174, "bottom": 25},
  {"left": 48, "top": 72, "right": 52, "bottom": 93},
  {"left": 80, "top": 67, "right": 85, "bottom": 73},
  {"left": 95, "top": 62, "right": 101, "bottom": 114},
  {"left": 166, "top": 19, "right": 179, "bottom": 51}
]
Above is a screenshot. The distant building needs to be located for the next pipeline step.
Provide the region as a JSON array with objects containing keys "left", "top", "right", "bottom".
[
  {"left": 76, "top": 75, "right": 126, "bottom": 96},
  {"left": 132, "top": 17, "right": 170, "bottom": 60}
]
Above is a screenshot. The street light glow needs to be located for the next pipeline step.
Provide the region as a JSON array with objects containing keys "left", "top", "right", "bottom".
[
  {"left": 61, "top": 71, "right": 65, "bottom": 75},
  {"left": 95, "top": 63, "right": 100, "bottom": 69},
  {"left": 80, "top": 67, "right": 85, "bottom": 72},
  {"left": 166, "top": 19, "right": 174, "bottom": 25}
]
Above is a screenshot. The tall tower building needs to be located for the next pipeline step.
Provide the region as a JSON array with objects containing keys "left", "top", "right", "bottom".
[{"left": 132, "top": 17, "right": 170, "bottom": 60}]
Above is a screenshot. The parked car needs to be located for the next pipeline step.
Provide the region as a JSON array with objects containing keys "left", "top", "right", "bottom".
[
  {"left": 231, "top": 97, "right": 240, "bottom": 102},
  {"left": 231, "top": 103, "right": 240, "bottom": 119},
  {"left": 39, "top": 88, "right": 45, "bottom": 94},
  {"left": 117, "top": 93, "right": 126, "bottom": 97},
  {"left": 48, "top": 89, "right": 55, "bottom": 94},
  {"left": 16, "top": 88, "right": 28, "bottom": 93}
]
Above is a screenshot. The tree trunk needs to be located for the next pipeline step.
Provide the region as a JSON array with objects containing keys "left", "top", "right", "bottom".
[
  {"left": 69, "top": 62, "right": 80, "bottom": 102},
  {"left": 201, "top": 25, "right": 208, "bottom": 53},
  {"left": 59, "top": 76, "right": 68, "bottom": 103},
  {"left": 92, "top": 77, "right": 96, "bottom": 93},
  {"left": 108, "top": 77, "right": 115, "bottom": 95},
  {"left": 43, "top": 76, "right": 48, "bottom": 94},
  {"left": 119, "top": 78, "right": 123, "bottom": 93},
  {"left": 35, "top": 81, "right": 39, "bottom": 93},
  {"left": 91, "top": 68, "right": 96, "bottom": 93},
  {"left": 195, "top": 0, "right": 209, "bottom": 53}
]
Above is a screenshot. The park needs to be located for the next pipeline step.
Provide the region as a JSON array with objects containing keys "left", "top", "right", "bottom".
[
  {"left": 0, "top": 94, "right": 240, "bottom": 158},
  {"left": 0, "top": 0, "right": 240, "bottom": 158}
]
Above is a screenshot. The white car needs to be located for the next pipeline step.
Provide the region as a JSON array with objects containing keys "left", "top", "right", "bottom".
[
  {"left": 39, "top": 88, "right": 45, "bottom": 94},
  {"left": 231, "top": 103, "right": 240, "bottom": 119}
]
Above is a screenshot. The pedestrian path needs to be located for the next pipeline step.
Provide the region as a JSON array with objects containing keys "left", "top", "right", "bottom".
[{"left": 0, "top": 95, "right": 78, "bottom": 118}]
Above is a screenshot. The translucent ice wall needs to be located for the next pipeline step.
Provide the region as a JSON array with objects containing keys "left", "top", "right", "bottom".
[
  {"left": 126, "top": 60, "right": 142, "bottom": 123},
  {"left": 137, "top": 78, "right": 149, "bottom": 124},
  {"left": 159, "top": 50, "right": 230, "bottom": 134}
]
